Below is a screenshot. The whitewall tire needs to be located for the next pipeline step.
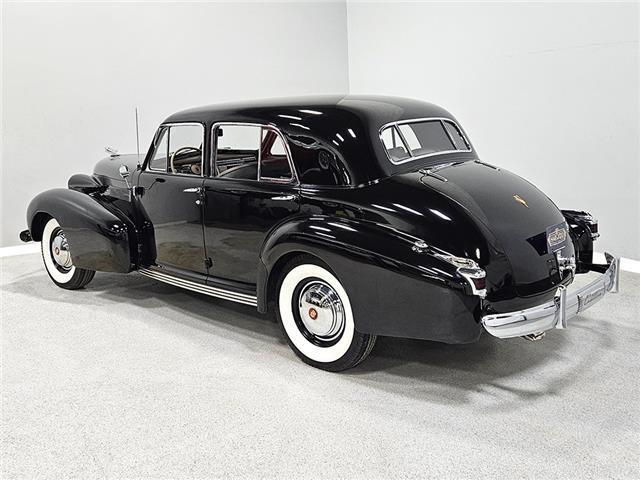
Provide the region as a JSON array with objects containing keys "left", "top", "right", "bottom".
[
  {"left": 277, "top": 256, "right": 376, "bottom": 371},
  {"left": 41, "top": 217, "right": 95, "bottom": 289}
]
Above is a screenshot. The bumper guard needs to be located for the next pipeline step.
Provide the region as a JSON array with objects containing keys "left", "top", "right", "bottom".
[{"left": 482, "top": 252, "right": 620, "bottom": 339}]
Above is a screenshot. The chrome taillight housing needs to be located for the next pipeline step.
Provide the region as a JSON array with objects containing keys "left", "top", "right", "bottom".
[
  {"left": 437, "top": 254, "right": 487, "bottom": 298},
  {"left": 412, "top": 241, "right": 487, "bottom": 298}
]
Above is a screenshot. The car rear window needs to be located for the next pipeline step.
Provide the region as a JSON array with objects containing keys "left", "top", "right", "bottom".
[
  {"left": 380, "top": 119, "right": 470, "bottom": 164},
  {"left": 380, "top": 126, "right": 410, "bottom": 162}
]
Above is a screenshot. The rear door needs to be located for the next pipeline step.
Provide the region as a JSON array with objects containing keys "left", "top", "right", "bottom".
[{"left": 202, "top": 123, "right": 299, "bottom": 285}]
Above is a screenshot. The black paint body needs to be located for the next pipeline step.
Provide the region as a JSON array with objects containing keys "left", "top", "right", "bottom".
[{"left": 23, "top": 95, "right": 596, "bottom": 343}]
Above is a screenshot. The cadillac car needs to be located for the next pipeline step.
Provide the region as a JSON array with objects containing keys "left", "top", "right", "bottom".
[{"left": 20, "top": 95, "right": 620, "bottom": 371}]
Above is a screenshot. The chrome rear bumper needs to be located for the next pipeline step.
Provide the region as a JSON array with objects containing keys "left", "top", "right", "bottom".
[{"left": 482, "top": 252, "right": 620, "bottom": 339}]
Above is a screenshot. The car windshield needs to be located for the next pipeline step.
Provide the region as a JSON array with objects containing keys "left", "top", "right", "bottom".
[{"left": 380, "top": 119, "right": 470, "bottom": 164}]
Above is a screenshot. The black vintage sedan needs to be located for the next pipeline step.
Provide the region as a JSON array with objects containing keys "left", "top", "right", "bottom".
[{"left": 21, "top": 95, "right": 620, "bottom": 371}]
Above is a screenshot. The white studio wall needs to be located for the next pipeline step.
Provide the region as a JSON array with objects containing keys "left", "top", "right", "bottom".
[
  {"left": 1, "top": 1, "right": 349, "bottom": 247},
  {"left": 347, "top": 1, "right": 639, "bottom": 259},
  {"left": 2, "top": 1, "right": 639, "bottom": 259}
]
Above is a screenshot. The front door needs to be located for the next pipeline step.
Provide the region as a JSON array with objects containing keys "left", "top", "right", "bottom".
[
  {"left": 138, "top": 122, "right": 207, "bottom": 275},
  {"left": 202, "top": 123, "right": 299, "bottom": 285}
]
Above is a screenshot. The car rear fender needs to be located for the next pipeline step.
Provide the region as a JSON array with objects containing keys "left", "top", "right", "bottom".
[
  {"left": 257, "top": 216, "right": 482, "bottom": 341},
  {"left": 26, "top": 188, "right": 134, "bottom": 273}
]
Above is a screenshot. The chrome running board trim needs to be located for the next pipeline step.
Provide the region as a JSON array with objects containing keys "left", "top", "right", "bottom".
[{"left": 138, "top": 267, "right": 257, "bottom": 307}]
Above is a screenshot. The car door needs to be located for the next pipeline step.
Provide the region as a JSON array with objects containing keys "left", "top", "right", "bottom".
[
  {"left": 137, "top": 122, "right": 207, "bottom": 275},
  {"left": 202, "top": 123, "right": 300, "bottom": 285}
]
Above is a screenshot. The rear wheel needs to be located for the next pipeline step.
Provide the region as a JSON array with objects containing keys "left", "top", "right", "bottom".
[
  {"left": 41, "top": 218, "right": 95, "bottom": 289},
  {"left": 276, "top": 256, "right": 376, "bottom": 371}
]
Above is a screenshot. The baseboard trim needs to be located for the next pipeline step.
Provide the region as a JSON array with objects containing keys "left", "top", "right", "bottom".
[{"left": 0, "top": 243, "right": 41, "bottom": 258}]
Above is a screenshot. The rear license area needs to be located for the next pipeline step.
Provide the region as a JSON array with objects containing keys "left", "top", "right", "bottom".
[{"left": 546, "top": 222, "right": 569, "bottom": 253}]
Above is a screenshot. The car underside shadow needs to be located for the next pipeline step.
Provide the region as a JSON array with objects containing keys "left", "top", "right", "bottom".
[{"left": 94, "top": 272, "right": 283, "bottom": 344}]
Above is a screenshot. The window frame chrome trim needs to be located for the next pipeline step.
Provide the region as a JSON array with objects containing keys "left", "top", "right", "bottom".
[
  {"left": 144, "top": 121, "right": 206, "bottom": 178},
  {"left": 378, "top": 117, "right": 472, "bottom": 165},
  {"left": 209, "top": 121, "right": 299, "bottom": 185}
]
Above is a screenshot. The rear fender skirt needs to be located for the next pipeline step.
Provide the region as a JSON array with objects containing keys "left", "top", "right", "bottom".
[
  {"left": 258, "top": 216, "right": 481, "bottom": 343},
  {"left": 27, "top": 188, "right": 134, "bottom": 273}
]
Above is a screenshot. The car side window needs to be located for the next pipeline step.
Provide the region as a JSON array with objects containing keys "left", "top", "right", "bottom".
[
  {"left": 260, "top": 129, "right": 293, "bottom": 182},
  {"left": 148, "top": 125, "right": 203, "bottom": 175},
  {"left": 149, "top": 128, "right": 168, "bottom": 171},
  {"left": 167, "top": 124, "right": 203, "bottom": 175},
  {"left": 212, "top": 124, "right": 294, "bottom": 182}
]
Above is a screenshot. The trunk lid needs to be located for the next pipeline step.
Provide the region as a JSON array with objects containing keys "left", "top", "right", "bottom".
[{"left": 417, "top": 161, "right": 573, "bottom": 296}]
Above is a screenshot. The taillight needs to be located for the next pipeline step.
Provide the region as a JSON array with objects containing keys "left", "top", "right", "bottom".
[
  {"left": 471, "top": 276, "right": 486, "bottom": 291},
  {"left": 439, "top": 255, "right": 487, "bottom": 299}
]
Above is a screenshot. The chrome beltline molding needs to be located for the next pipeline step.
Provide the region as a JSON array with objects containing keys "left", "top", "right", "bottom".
[{"left": 138, "top": 267, "right": 257, "bottom": 307}]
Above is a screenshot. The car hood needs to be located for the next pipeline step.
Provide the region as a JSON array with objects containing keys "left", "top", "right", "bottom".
[
  {"left": 94, "top": 154, "right": 143, "bottom": 184},
  {"left": 386, "top": 161, "right": 574, "bottom": 304}
]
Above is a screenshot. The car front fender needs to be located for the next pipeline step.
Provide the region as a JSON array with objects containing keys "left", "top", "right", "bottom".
[{"left": 26, "top": 188, "right": 133, "bottom": 273}]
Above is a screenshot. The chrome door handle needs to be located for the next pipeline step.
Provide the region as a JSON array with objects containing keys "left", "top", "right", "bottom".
[
  {"left": 183, "top": 187, "right": 201, "bottom": 193},
  {"left": 271, "top": 195, "right": 296, "bottom": 201}
]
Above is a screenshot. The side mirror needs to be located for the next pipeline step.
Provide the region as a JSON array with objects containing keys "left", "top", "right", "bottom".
[
  {"left": 119, "top": 165, "right": 130, "bottom": 179},
  {"left": 119, "top": 164, "right": 132, "bottom": 194}
]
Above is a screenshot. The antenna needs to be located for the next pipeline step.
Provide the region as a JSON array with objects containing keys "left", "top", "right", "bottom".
[{"left": 135, "top": 107, "right": 140, "bottom": 158}]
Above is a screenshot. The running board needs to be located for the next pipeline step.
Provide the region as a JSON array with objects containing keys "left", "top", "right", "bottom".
[{"left": 138, "top": 267, "right": 257, "bottom": 307}]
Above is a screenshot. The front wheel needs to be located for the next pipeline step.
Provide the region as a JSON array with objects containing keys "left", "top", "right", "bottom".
[
  {"left": 41, "top": 217, "right": 95, "bottom": 290},
  {"left": 277, "top": 256, "right": 376, "bottom": 371}
]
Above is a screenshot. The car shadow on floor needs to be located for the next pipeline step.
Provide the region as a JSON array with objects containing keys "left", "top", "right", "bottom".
[
  {"left": 3, "top": 264, "right": 616, "bottom": 408},
  {"left": 342, "top": 328, "right": 611, "bottom": 409}
]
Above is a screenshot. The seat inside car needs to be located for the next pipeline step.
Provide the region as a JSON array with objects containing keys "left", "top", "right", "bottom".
[{"left": 217, "top": 163, "right": 258, "bottom": 180}]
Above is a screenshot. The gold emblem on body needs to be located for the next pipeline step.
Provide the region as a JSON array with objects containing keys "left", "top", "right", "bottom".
[{"left": 513, "top": 194, "right": 529, "bottom": 208}]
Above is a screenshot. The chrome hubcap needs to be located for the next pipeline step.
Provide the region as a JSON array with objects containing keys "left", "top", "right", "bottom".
[
  {"left": 297, "top": 280, "right": 345, "bottom": 342},
  {"left": 51, "top": 230, "right": 72, "bottom": 270}
]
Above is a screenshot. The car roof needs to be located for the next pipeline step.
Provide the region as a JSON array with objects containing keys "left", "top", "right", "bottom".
[
  {"left": 164, "top": 95, "right": 452, "bottom": 126},
  {"left": 163, "top": 95, "right": 476, "bottom": 185}
]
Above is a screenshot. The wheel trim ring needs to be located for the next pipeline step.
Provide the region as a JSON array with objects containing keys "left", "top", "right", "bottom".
[{"left": 41, "top": 219, "right": 76, "bottom": 283}]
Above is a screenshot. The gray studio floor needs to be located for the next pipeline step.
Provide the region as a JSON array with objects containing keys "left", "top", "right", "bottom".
[{"left": 1, "top": 253, "right": 639, "bottom": 479}]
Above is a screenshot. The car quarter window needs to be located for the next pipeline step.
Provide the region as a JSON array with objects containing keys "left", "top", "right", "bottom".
[
  {"left": 212, "top": 124, "right": 294, "bottom": 182},
  {"left": 380, "top": 119, "right": 471, "bottom": 164},
  {"left": 286, "top": 135, "right": 352, "bottom": 186},
  {"left": 148, "top": 124, "right": 203, "bottom": 175}
]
